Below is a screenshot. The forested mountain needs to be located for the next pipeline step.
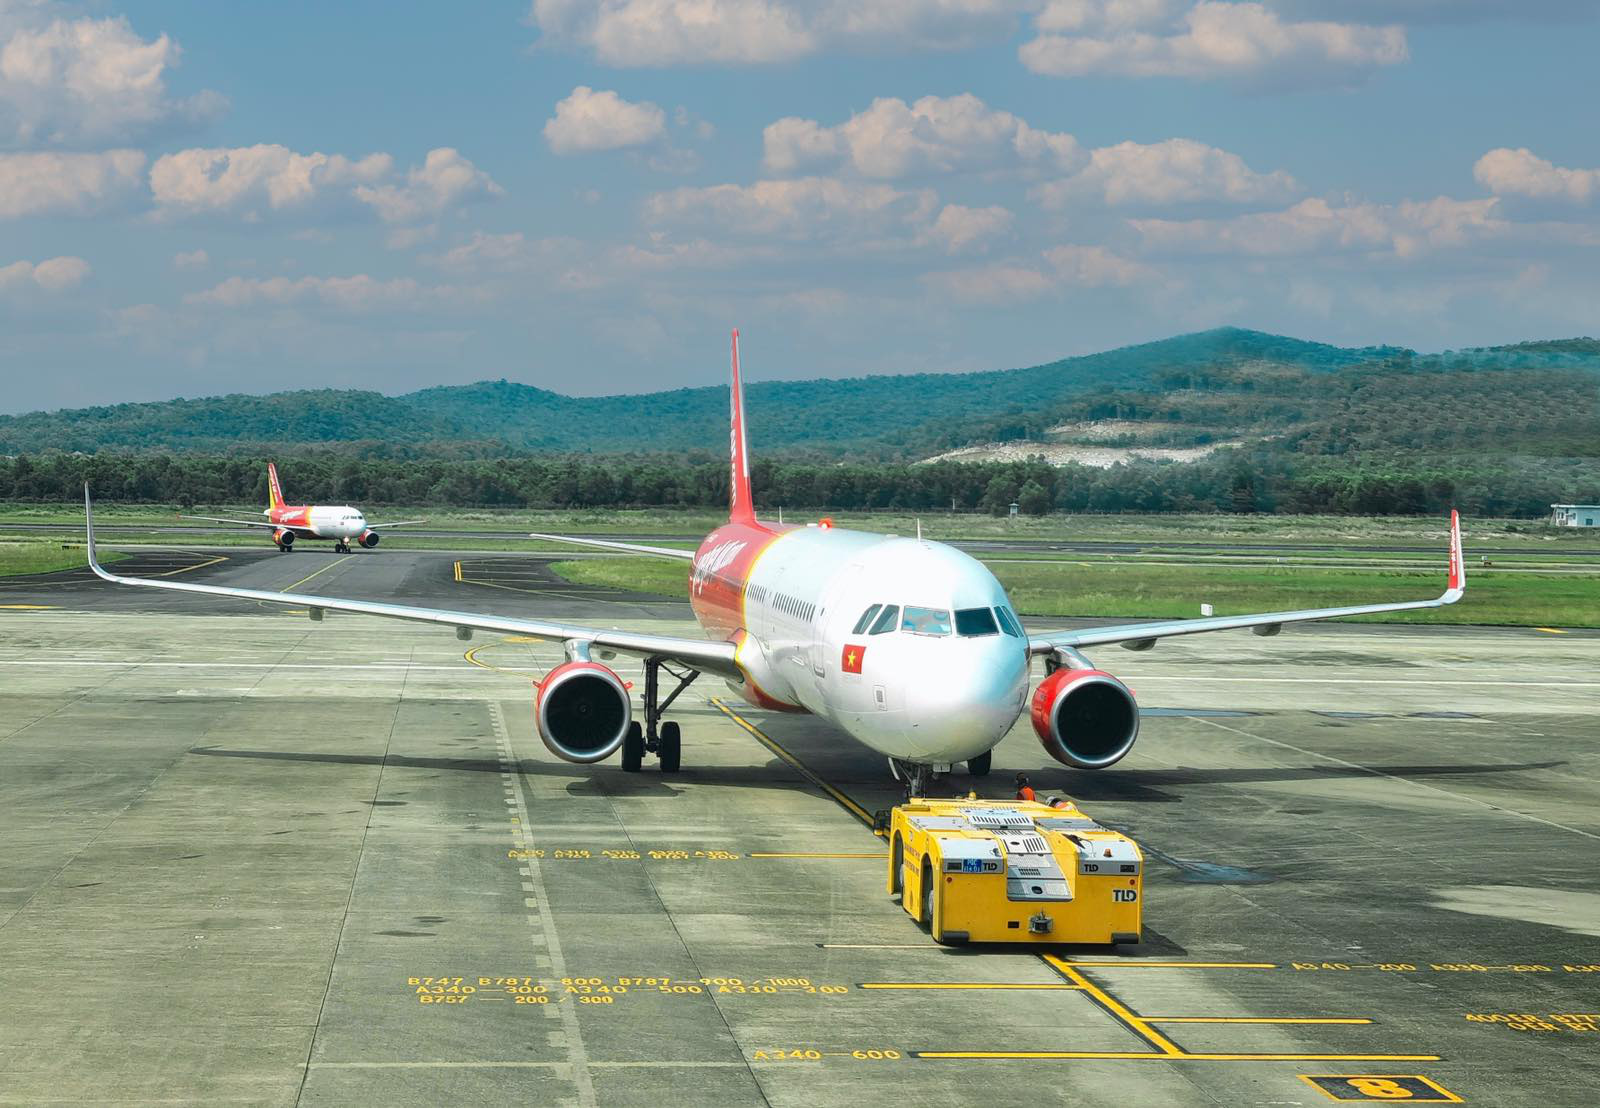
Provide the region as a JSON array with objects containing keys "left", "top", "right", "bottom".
[
  {"left": 2, "top": 329, "right": 1597, "bottom": 516},
  {"left": 0, "top": 328, "right": 1436, "bottom": 457}
]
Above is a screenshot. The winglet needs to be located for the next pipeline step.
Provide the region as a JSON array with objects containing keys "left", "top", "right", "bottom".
[
  {"left": 728, "top": 329, "right": 756, "bottom": 524},
  {"left": 1444, "top": 508, "right": 1465, "bottom": 602},
  {"left": 83, "top": 484, "right": 114, "bottom": 582}
]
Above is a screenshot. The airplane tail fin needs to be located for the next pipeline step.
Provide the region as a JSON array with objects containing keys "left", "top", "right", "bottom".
[
  {"left": 728, "top": 329, "right": 756, "bottom": 524},
  {"left": 266, "top": 462, "right": 285, "bottom": 511}
]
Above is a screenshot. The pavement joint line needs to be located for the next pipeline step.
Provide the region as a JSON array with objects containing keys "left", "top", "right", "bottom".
[
  {"left": 1191, "top": 715, "right": 1600, "bottom": 841},
  {"left": 494, "top": 699, "right": 597, "bottom": 1108},
  {"left": 293, "top": 645, "right": 410, "bottom": 1105}
]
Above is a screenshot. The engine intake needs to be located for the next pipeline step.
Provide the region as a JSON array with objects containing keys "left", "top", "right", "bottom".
[
  {"left": 1030, "top": 667, "right": 1139, "bottom": 770},
  {"left": 535, "top": 660, "right": 631, "bottom": 763},
  {"left": 358, "top": 529, "right": 380, "bottom": 548},
  {"left": 273, "top": 528, "right": 294, "bottom": 548}
]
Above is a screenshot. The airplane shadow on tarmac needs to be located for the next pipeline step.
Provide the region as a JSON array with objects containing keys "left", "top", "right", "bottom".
[{"left": 186, "top": 746, "right": 1565, "bottom": 806}]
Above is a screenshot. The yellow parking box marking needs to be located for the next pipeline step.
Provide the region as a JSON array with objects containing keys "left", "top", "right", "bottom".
[
  {"left": 1146, "top": 1017, "right": 1373, "bottom": 1025},
  {"left": 1299, "top": 1074, "right": 1462, "bottom": 1102},
  {"left": 1041, "top": 955, "right": 1185, "bottom": 1056},
  {"left": 712, "top": 698, "right": 879, "bottom": 832},
  {"left": 859, "top": 983, "right": 1085, "bottom": 991}
]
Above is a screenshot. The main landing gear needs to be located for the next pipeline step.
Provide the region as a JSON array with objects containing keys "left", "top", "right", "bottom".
[{"left": 621, "top": 658, "right": 699, "bottom": 774}]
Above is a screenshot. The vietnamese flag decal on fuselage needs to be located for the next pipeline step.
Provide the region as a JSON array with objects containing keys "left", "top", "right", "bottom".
[{"left": 841, "top": 644, "right": 865, "bottom": 674}]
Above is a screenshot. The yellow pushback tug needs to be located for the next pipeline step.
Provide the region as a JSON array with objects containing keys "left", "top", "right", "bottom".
[{"left": 888, "top": 797, "right": 1142, "bottom": 945}]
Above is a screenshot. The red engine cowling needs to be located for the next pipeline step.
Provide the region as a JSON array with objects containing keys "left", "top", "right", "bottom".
[
  {"left": 358, "top": 530, "right": 380, "bottom": 548},
  {"left": 273, "top": 527, "right": 294, "bottom": 548},
  {"left": 1030, "top": 668, "right": 1140, "bottom": 769},
  {"left": 535, "top": 660, "right": 631, "bottom": 763}
]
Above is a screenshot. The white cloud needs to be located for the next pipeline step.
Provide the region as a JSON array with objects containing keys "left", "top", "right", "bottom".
[
  {"left": 0, "top": 149, "right": 144, "bottom": 218},
  {"left": 763, "top": 93, "right": 1083, "bottom": 178},
  {"left": 923, "top": 242, "right": 1154, "bottom": 303},
  {"left": 1474, "top": 148, "right": 1598, "bottom": 205},
  {"left": 172, "top": 248, "right": 208, "bottom": 270},
  {"left": 545, "top": 86, "right": 667, "bottom": 154},
  {"left": 530, "top": 0, "right": 1035, "bottom": 65},
  {"left": 1132, "top": 195, "right": 1506, "bottom": 258},
  {"left": 150, "top": 144, "right": 391, "bottom": 216},
  {"left": 927, "top": 203, "right": 1013, "bottom": 251},
  {"left": 0, "top": 12, "right": 223, "bottom": 145},
  {"left": 1035, "top": 137, "right": 1299, "bottom": 206},
  {"left": 1020, "top": 1, "right": 1408, "bottom": 87},
  {"left": 186, "top": 274, "right": 429, "bottom": 311},
  {"left": 352, "top": 148, "right": 503, "bottom": 223},
  {"left": 149, "top": 145, "right": 499, "bottom": 225},
  {"left": 0, "top": 254, "right": 90, "bottom": 292},
  {"left": 644, "top": 176, "right": 938, "bottom": 241}
]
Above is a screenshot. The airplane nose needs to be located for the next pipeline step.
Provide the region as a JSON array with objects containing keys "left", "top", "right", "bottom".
[{"left": 905, "top": 641, "right": 1030, "bottom": 761}]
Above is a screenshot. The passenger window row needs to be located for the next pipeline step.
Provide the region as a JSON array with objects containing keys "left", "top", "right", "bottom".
[
  {"left": 773, "top": 592, "right": 815, "bottom": 622},
  {"left": 850, "top": 602, "right": 1024, "bottom": 638}
]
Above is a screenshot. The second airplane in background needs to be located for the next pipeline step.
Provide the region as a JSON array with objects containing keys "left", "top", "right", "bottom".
[{"left": 184, "top": 462, "right": 424, "bottom": 553}]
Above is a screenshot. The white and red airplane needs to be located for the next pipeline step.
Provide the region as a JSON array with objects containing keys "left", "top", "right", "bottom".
[
  {"left": 183, "top": 462, "right": 424, "bottom": 553},
  {"left": 84, "top": 333, "right": 1465, "bottom": 791}
]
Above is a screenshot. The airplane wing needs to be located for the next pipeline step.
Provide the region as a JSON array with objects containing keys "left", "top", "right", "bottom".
[
  {"left": 1028, "top": 511, "right": 1465, "bottom": 655},
  {"left": 88, "top": 489, "right": 739, "bottom": 679},
  {"left": 529, "top": 533, "right": 696, "bottom": 561},
  {"left": 180, "top": 514, "right": 284, "bottom": 529},
  {"left": 363, "top": 519, "right": 427, "bottom": 529}
]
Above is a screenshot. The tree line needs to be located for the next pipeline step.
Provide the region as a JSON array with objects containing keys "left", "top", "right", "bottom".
[{"left": 2, "top": 449, "right": 1593, "bottom": 518}]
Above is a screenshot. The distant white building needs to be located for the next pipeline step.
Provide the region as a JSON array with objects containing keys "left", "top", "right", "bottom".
[{"left": 1551, "top": 504, "right": 1600, "bottom": 527}]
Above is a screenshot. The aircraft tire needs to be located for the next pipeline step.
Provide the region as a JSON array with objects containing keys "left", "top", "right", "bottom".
[
  {"left": 621, "top": 722, "right": 644, "bottom": 772},
  {"left": 658, "top": 721, "right": 681, "bottom": 773},
  {"left": 967, "top": 750, "right": 992, "bottom": 777}
]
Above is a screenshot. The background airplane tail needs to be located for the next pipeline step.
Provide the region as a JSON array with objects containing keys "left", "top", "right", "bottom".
[
  {"left": 728, "top": 330, "right": 756, "bottom": 524},
  {"left": 266, "top": 462, "right": 285, "bottom": 511}
]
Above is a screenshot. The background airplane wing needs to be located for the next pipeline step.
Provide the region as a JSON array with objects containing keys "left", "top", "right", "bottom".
[
  {"left": 1028, "top": 511, "right": 1465, "bottom": 655},
  {"left": 363, "top": 519, "right": 427, "bottom": 529},
  {"left": 89, "top": 490, "right": 739, "bottom": 678},
  {"left": 180, "top": 514, "right": 282, "bottom": 528},
  {"left": 529, "top": 533, "right": 696, "bottom": 561}
]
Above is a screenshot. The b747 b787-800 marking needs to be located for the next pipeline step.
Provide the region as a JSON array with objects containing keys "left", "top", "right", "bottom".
[{"left": 82, "top": 331, "right": 1465, "bottom": 792}]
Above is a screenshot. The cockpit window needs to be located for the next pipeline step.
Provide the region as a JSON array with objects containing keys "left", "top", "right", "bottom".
[
  {"left": 852, "top": 604, "right": 883, "bottom": 635},
  {"left": 868, "top": 605, "right": 900, "bottom": 635},
  {"left": 901, "top": 606, "right": 952, "bottom": 636},
  {"left": 995, "top": 606, "right": 1023, "bottom": 638},
  {"left": 955, "top": 607, "right": 998, "bottom": 637}
]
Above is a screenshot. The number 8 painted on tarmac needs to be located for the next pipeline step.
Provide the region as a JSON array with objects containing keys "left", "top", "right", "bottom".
[{"left": 1347, "top": 1078, "right": 1415, "bottom": 1099}]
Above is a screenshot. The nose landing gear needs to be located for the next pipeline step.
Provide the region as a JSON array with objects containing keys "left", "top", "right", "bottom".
[{"left": 334, "top": 541, "right": 351, "bottom": 553}]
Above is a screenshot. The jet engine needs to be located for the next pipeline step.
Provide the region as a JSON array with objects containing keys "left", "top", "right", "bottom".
[
  {"left": 273, "top": 528, "right": 295, "bottom": 548},
  {"left": 1030, "top": 667, "right": 1140, "bottom": 770},
  {"left": 358, "top": 530, "right": 380, "bottom": 548},
  {"left": 535, "top": 660, "right": 632, "bottom": 763}
]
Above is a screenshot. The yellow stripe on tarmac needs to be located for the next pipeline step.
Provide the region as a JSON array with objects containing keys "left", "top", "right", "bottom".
[
  {"left": 1144, "top": 1017, "right": 1373, "bottom": 1025},
  {"left": 748, "top": 852, "right": 885, "bottom": 859},
  {"left": 1535, "top": 626, "right": 1568, "bottom": 634},
  {"left": 859, "top": 983, "right": 1084, "bottom": 991},
  {"left": 711, "top": 698, "right": 880, "bottom": 832},
  {"left": 1041, "top": 955, "right": 1185, "bottom": 1056},
  {"left": 282, "top": 554, "right": 353, "bottom": 593},
  {"left": 0, "top": 604, "right": 55, "bottom": 609},
  {"left": 1057, "top": 961, "right": 1278, "bottom": 969},
  {"left": 913, "top": 1052, "right": 1441, "bottom": 1061}
]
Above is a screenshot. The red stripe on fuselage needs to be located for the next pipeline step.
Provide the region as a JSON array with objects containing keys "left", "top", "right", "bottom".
[
  {"left": 689, "top": 520, "right": 792, "bottom": 638},
  {"left": 269, "top": 506, "right": 313, "bottom": 529}
]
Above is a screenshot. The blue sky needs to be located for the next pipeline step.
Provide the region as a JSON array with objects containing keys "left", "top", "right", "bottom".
[{"left": 1, "top": 0, "right": 1596, "bottom": 414}]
